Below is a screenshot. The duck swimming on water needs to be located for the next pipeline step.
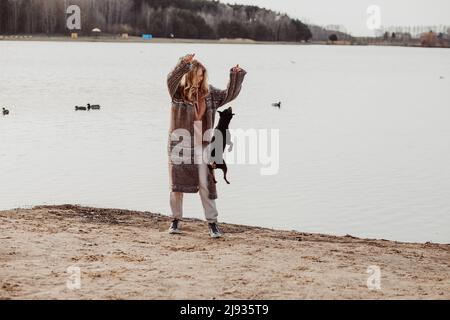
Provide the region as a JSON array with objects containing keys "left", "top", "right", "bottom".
[
  {"left": 87, "top": 103, "right": 101, "bottom": 110},
  {"left": 272, "top": 101, "right": 281, "bottom": 108}
]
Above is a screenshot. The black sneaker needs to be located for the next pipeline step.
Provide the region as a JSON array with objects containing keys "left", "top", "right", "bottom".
[
  {"left": 208, "top": 222, "right": 222, "bottom": 238},
  {"left": 168, "top": 219, "right": 182, "bottom": 234}
]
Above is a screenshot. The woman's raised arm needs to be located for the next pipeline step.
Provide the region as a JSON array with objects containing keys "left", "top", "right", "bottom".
[
  {"left": 212, "top": 65, "right": 247, "bottom": 109},
  {"left": 167, "top": 54, "right": 195, "bottom": 99}
]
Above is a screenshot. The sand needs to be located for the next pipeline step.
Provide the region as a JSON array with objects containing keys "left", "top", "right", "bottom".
[{"left": 0, "top": 205, "right": 449, "bottom": 300}]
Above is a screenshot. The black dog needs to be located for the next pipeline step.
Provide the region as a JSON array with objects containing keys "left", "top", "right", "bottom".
[{"left": 207, "top": 107, "right": 235, "bottom": 184}]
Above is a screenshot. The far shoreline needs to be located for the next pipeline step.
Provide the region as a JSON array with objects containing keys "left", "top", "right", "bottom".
[
  {"left": 1, "top": 35, "right": 308, "bottom": 45},
  {"left": 1, "top": 35, "right": 448, "bottom": 49}
]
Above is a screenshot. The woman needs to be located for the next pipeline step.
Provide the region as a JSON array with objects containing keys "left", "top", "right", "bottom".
[{"left": 166, "top": 53, "right": 247, "bottom": 238}]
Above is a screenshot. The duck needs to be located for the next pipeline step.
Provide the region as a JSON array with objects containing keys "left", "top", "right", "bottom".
[
  {"left": 2, "top": 107, "right": 9, "bottom": 115},
  {"left": 87, "top": 103, "right": 101, "bottom": 110},
  {"left": 272, "top": 101, "right": 281, "bottom": 108}
]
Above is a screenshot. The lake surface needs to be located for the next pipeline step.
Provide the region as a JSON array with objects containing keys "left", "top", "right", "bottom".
[{"left": 0, "top": 41, "right": 449, "bottom": 243}]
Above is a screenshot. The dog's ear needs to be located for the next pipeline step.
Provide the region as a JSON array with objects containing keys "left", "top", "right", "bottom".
[{"left": 218, "top": 110, "right": 223, "bottom": 114}]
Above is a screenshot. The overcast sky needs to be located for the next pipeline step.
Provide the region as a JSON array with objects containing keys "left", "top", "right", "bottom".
[{"left": 225, "top": 0, "right": 450, "bottom": 36}]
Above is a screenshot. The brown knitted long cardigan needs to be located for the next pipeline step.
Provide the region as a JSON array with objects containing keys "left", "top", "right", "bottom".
[{"left": 166, "top": 57, "right": 247, "bottom": 199}]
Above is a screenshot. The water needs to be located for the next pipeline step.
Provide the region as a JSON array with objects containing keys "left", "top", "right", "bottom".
[{"left": 0, "top": 41, "right": 449, "bottom": 243}]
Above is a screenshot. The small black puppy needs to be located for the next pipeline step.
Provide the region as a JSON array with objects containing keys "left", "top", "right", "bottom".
[{"left": 207, "top": 106, "right": 235, "bottom": 184}]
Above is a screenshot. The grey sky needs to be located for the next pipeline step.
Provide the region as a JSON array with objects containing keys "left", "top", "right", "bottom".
[{"left": 226, "top": 0, "right": 450, "bottom": 36}]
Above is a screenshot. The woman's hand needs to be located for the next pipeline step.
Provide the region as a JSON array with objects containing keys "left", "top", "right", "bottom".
[
  {"left": 231, "top": 64, "right": 243, "bottom": 73},
  {"left": 182, "top": 53, "right": 195, "bottom": 63}
]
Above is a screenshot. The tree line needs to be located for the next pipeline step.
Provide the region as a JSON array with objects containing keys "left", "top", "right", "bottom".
[{"left": 0, "top": 0, "right": 312, "bottom": 42}]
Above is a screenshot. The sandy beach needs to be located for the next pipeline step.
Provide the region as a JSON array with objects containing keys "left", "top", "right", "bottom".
[{"left": 0, "top": 205, "right": 448, "bottom": 300}]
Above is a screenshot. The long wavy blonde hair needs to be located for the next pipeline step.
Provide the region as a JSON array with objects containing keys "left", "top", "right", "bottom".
[{"left": 179, "top": 60, "right": 210, "bottom": 103}]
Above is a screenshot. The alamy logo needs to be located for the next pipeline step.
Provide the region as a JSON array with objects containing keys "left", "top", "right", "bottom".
[
  {"left": 170, "top": 126, "right": 280, "bottom": 176},
  {"left": 66, "top": 5, "right": 81, "bottom": 30},
  {"left": 366, "top": 265, "right": 381, "bottom": 290},
  {"left": 366, "top": 5, "right": 381, "bottom": 31},
  {"left": 66, "top": 266, "right": 81, "bottom": 290}
]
